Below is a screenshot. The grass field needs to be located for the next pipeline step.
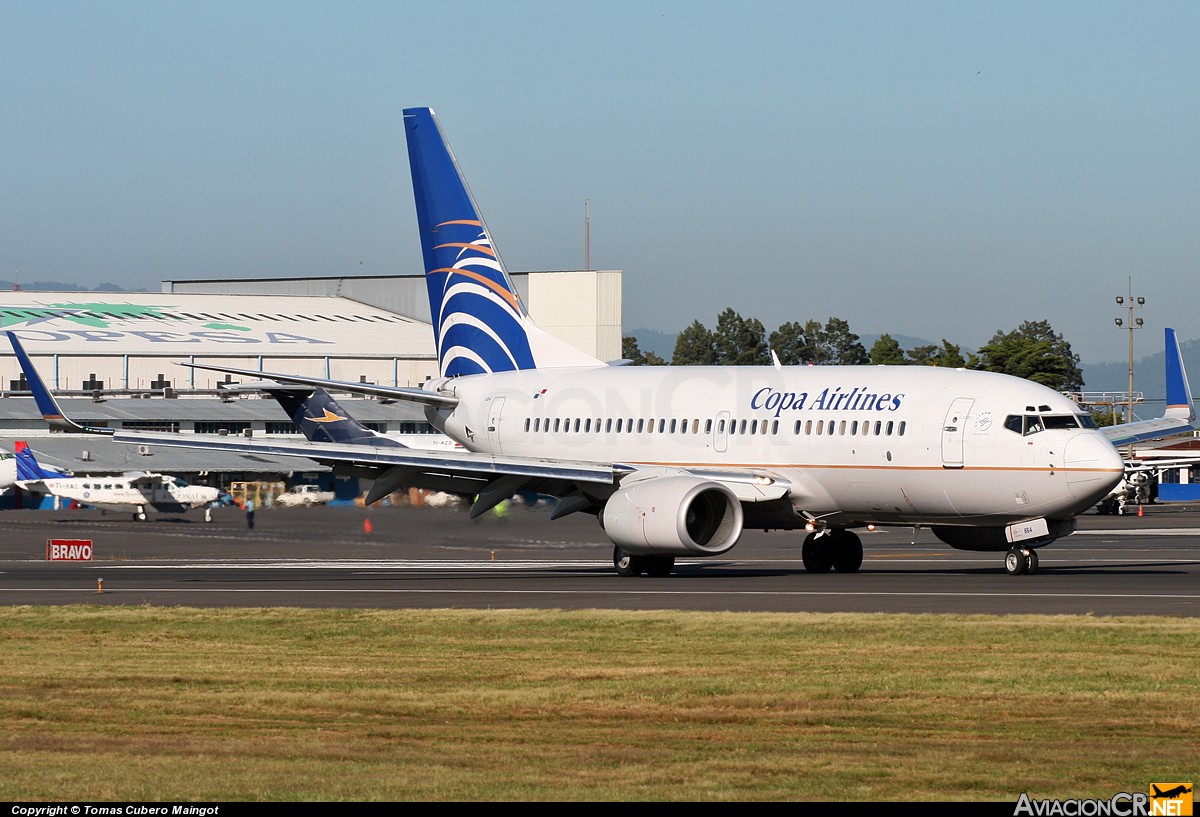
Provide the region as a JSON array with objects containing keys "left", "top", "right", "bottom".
[{"left": 1, "top": 606, "right": 1197, "bottom": 801}]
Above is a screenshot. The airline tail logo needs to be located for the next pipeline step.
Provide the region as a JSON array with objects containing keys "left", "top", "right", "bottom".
[
  {"left": 426, "top": 218, "right": 535, "bottom": 377},
  {"left": 404, "top": 107, "right": 535, "bottom": 378}
]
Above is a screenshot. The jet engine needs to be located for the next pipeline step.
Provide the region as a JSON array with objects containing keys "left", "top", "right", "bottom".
[{"left": 600, "top": 476, "right": 743, "bottom": 556}]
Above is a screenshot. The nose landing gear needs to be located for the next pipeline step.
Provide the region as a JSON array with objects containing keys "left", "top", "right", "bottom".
[{"left": 1004, "top": 545, "right": 1039, "bottom": 576}]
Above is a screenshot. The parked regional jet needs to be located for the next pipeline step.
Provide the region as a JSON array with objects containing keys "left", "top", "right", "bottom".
[
  {"left": 7, "top": 107, "right": 1197, "bottom": 575},
  {"left": 12, "top": 440, "right": 220, "bottom": 521}
]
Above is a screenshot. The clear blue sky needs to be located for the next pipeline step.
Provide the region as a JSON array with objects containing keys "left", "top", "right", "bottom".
[{"left": 3, "top": 1, "right": 1198, "bottom": 365}]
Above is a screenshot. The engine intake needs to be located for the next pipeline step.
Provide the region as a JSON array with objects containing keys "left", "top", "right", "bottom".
[{"left": 601, "top": 476, "right": 743, "bottom": 556}]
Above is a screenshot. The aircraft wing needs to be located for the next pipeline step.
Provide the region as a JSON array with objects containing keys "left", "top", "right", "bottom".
[
  {"left": 181, "top": 361, "right": 459, "bottom": 408},
  {"left": 1101, "top": 328, "right": 1198, "bottom": 447}
]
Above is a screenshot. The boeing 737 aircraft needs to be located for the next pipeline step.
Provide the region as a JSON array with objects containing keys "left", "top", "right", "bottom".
[
  {"left": 13, "top": 440, "right": 220, "bottom": 521},
  {"left": 7, "top": 107, "right": 1197, "bottom": 575}
]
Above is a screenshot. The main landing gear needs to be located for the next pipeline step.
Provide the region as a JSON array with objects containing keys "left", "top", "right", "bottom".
[
  {"left": 1004, "top": 546, "right": 1039, "bottom": 576},
  {"left": 801, "top": 529, "right": 864, "bottom": 573},
  {"left": 613, "top": 548, "right": 675, "bottom": 577}
]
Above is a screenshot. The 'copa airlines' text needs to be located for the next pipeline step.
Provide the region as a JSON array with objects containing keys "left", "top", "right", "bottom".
[{"left": 751, "top": 386, "right": 905, "bottom": 417}]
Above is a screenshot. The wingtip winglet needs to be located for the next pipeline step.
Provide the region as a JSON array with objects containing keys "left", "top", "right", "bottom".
[{"left": 6, "top": 331, "right": 113, "bottom": 435}]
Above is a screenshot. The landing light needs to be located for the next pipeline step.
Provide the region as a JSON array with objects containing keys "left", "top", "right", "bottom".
[
  {"left": 805, "top": 522, "right": 816, "bottom": 532},
  {"left": 754, "top": 475, "right": 774, "bottom": 486},
  {"left": 867, "top": 524, "right": 876, "bottom": 531}
]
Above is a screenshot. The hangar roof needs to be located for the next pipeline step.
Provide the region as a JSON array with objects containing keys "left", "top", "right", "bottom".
[{"left": 0, "top": 291, "right": 435, "bottom": 358}]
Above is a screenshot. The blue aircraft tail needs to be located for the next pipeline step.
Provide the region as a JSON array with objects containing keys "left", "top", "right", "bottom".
[
  {"left": 6, "top": 331, "right": 114, "bottom": 434},
  {"left": 402, "top": 107, "right": 603, "bottom": 377},
  {"left": 264, "top": 386, "right": 406, "bottom": 448},
  {"left": 1163, "top": 327, "right": 1195, "bottom": 422},
  {"left": 14, "top": 441, "right": 67, "bottom": 482}
]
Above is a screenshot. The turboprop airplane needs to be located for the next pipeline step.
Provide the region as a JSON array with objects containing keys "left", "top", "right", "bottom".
[
  {"left": 6, "top": 107, "right": 1197, "bottom": 576},
  {"left": 12, "top": 440, "right": 220, "bottom": 521}
]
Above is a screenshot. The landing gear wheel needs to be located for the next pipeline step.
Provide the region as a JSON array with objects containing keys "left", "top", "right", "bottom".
[
  {"left": 831, "top": 530, "right": 864, "bottom": 573},
  {"left": 802, "top": 533, "right": 834, "bottom": 573},
  {"left": 1024, "top": 549, "right": 1039, "bottom": 575},
  {"left": 135, "top": 506, "right": 147, "bottom": 522},
  {"left": 1005, "top": 547, "right": 1027, "bottom": 576},
  {"left": 644, "top": 555, "right": 676, "bottom": 577},
  {"left": 613, "top": 547, "right": 645, "bottom": 577}
]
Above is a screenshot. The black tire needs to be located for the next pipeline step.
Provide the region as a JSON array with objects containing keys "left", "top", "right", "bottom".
[
  {"left": 644, "top": 555, "right": 675, "bottom": 577},
  {"left": 1025, "top": 549, "right": 1039, "bottom": 575},
  {"left": 1004, "top": 548, "right": 1026, "bottom": 576},
  {"left": 831, "top": 531, "right": 864, "bottom": 573},
  {"left": 802, "top": 533, "right": 833, "bottom": 573},
  {"left": 613, "top": 547, "right": 645, "bottom": 577}
]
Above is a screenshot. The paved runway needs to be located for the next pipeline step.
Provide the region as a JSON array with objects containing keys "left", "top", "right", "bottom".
[{"left": 1, "top": 501, "right": 1198, "bottom": 615}]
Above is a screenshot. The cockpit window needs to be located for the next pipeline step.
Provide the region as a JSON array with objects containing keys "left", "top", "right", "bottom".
[
  {"left": 1077, "top": 414, "right": 1097, "bottom": 429},
  {"left": 1004, "top": 413, "right": 1083, "bottom": 435}
]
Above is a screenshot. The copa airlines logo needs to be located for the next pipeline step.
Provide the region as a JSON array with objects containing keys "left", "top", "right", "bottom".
[
  {"left": 750, "top": 386, "right": 905, "bottom": 417},
  {"left": 428, "top": 220, "right": 534, "bottom": 377}
]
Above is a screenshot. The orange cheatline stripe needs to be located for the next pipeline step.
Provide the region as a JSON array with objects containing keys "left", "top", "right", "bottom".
[
  {"left": 624, "top": 461, "right": 1124, "bottom": 474},
  {"left": 428, "top": 267, "right": 518, "bottom": 310},
  {"left": 436, "top": 219, "right": 482, "bottom": 227},
  {"left": 434, "top": 241, "right": 496, "bottom": 257}
]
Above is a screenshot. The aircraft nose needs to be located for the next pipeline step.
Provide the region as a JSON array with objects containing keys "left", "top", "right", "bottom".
[{"left": 1063, "top": 432, "right": 1125, "bottom": 501}]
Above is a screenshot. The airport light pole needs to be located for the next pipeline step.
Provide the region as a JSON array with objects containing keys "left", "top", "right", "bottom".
[{"left": 1114, "top": 280, "right": 1144, "bottom": 456}]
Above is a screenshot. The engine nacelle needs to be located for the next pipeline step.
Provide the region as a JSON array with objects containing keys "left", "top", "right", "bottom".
[{"left": 601, "top": 476, "right": 744, "bottom": 556}]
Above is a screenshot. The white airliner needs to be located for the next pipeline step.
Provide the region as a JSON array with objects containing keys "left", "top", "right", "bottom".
[
  {"left": 6, "top": 107, "right": 1196, "bottom": 575},
  {"left": 12, "top": 440, "right": 220, "bottom": 521}
]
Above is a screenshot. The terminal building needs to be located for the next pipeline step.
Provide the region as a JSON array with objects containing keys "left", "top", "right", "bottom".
[{"left": 0, "top": 270, "right": 622, "bottom": 506}]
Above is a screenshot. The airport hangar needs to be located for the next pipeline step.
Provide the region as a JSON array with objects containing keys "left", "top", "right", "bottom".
[{"left": 0, "top": 270, "right": 621, "bottom": 507}]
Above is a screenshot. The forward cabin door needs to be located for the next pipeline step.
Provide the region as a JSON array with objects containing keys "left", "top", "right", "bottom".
[{"left": 941, "top": 398, "right": 974, "bottom": 468}]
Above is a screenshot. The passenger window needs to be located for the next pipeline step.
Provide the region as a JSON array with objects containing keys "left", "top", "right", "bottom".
[
  {"left": 637, "top": 419, "right": 645, "bottom": 433},
  {"left": 770, "top": 420, "right": 778, "bottom": 435},
  {"left": 717, "top": 419, "right": 725, "bottom": 434},
  {"left": 805, "top": 420, "right": 813, "bottom": 435},
  {"left": 524, "top": 418, "right": 530, "bottom": 432},
  {"left": 816, "top": 420, "right": 824, "bottom": 435},
  {"left": 898, "top": 421, "right": 906, "bottom": 436},
  {"left": 838, "top": 420, "right": 846, "bottom": 435},
  {"left": 670, "top": 419, "right": 677, "bottom": 434},
  {"left": 886, "top": 421, "right": 894, "bottom": 435},
  {"left": 850, "top": 420, "right": 858, "bottom": 435},
  {"left": 553, "top": 419, "right": 560, "bottom": 432},
  {"left": 874, "top": 421, "right": 882, "bottom": 435}
]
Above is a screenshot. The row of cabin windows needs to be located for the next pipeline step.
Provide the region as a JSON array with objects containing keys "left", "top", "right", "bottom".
[{"left": 521, "top": 416, "right": 908, "bottom": 438}]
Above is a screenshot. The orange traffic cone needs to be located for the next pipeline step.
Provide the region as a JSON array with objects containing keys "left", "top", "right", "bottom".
[
  {"left": 363, "top": 518, "right": 374, "bottom": 534},
  {"left": 1138, "top": 505, "right": 1144, "bottom": 517}
]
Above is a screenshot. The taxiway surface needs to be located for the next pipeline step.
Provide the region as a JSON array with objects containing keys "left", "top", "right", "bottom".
[{"left": 1, "top": 502, "right": 1198, "bottom": 615}]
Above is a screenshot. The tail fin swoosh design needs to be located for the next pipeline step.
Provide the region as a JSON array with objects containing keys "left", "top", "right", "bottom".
[{"left": 403, "top": 107, "right": 602, "bottom": 376}]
